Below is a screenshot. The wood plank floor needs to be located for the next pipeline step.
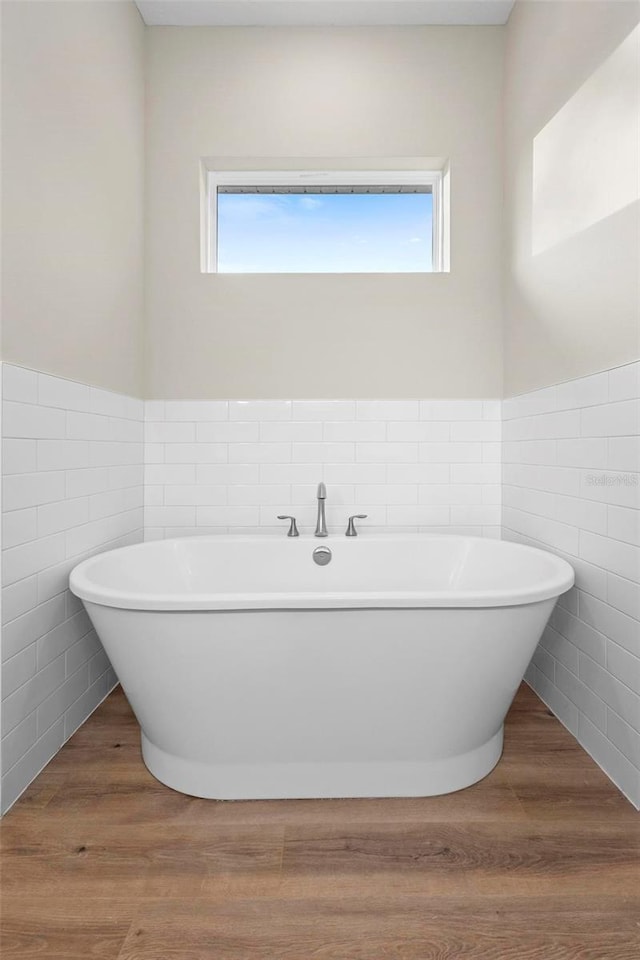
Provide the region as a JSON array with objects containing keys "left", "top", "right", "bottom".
[{"left": 1, "top": 683, "right": 638, "bottom": 959}]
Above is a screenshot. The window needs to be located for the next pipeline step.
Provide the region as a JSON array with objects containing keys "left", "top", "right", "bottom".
[{"left": 202, "top": 169, "right": 447, "bottom": 274}]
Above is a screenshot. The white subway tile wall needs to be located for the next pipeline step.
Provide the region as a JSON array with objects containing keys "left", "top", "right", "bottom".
[
  {"left": 143, "top": 400, "right": 502, "bottom": 539},
  {"left": 1, "top": 364, "right": 143, "bottom": 812},
  {"left": 502, "top": 361, "right": 640, "bottom": 808}
]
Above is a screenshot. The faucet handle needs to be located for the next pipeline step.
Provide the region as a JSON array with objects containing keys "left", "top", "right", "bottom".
[
  {"left": 277, "top": 515, "right": 300, "bottom": 537},
  {"left": 345, "top": 514, "right": 368, "bottom": 537}
]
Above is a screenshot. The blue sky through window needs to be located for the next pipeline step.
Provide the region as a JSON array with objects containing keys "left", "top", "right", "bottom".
[{"left": 217, "top": 191, "right": 433, "bottom": 273}]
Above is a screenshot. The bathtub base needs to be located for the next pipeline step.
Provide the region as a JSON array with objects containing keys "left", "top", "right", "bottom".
[{"left": 141, "top": 728, "right": 504, "bottom": 800}]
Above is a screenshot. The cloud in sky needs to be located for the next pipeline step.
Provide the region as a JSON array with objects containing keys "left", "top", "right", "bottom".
[
  {"left": 298, "top": 196, "right": 323, "bottom": 210},
  {"left": 218, "top": 195, "right": 289, "bottom": 220}
]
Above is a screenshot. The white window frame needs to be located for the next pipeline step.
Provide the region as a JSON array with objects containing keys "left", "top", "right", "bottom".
[{"left": 202, "top": 167, "right": 448, "bottom": 274}]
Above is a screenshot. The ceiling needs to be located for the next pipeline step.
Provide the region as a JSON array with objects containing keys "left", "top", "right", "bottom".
[{"left": 135, "top": 1, "right": 516, "bottom": 27}]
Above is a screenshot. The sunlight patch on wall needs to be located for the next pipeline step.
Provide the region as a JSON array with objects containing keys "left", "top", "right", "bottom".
[{"left": 532, "top": 23, "right": 639, "bottom": 257}]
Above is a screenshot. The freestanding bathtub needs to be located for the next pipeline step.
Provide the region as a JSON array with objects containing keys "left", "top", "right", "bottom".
[{"left": 70, "top": 535, "right": 574, "bottom": 800}]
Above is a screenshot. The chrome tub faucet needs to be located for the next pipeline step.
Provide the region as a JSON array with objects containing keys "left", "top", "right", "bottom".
[{"left": 315, "top": 482, "right": 328, "bottom": 537}]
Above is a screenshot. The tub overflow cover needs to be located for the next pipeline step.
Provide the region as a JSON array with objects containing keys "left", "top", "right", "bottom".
[{"left": 313, "top": 546, "right": 332, "bottom": 566}]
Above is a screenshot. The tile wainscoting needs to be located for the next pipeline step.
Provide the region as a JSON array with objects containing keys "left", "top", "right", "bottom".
[
  {"left": 503, "top": 362, "right": 640, "bottom": 807},
  {"left": 144, "top": 399, "right": 502, "bottom": 539},
  {"left": 1, "top": 364, "right": 144, "bottom": 812}
]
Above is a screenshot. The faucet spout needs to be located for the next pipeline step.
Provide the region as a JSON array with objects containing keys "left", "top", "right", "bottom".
[{"left": 315, "top": 482, "right": 328, "bottom": 537}]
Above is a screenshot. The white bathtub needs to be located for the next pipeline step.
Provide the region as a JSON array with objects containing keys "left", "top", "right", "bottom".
[{"left": 70, "top": 535, "right": 573, "bottom": 800}]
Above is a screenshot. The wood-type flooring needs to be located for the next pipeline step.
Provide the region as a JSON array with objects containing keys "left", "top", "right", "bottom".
[{"left": 1, "top": 683, "right": 638, "bottom": 959}]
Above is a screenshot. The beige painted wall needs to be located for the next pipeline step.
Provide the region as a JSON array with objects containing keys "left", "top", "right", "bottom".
[
  {"left": 1, "top": 1, "right": 145, "bottom": 396},
  {"left": 503, "top": 1, "right": 640, "bottom": 397},
  {"left": 145, "top": 26, "right": 504, "bottom": 398}
]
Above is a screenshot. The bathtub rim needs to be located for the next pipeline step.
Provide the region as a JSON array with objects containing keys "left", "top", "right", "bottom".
[{"left": 69, "top": 533, "right": 575, "bottom": 612}]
